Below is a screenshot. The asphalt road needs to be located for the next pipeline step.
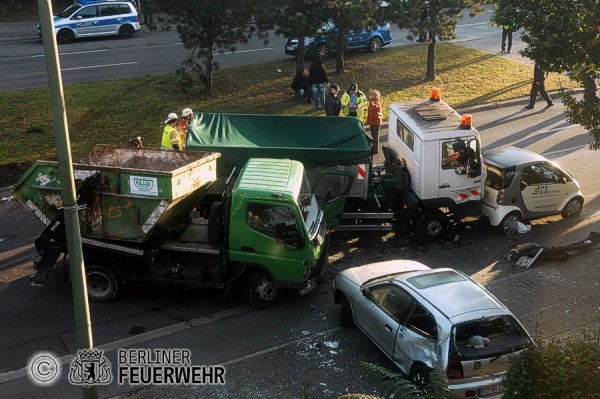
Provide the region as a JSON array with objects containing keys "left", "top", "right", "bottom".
[
  {"left": 1, "top": 96, "right": 599, "bottom": 398},
  {"left": 0, "top": 7, "right": 512, "bottom": 90}
]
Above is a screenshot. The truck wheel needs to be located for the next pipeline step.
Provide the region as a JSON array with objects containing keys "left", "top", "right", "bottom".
[
  {"left": 243, "top": 271, "right": 278, "bottom": 309},
  {"left": 339, "top": 294, "right": 354, "bottom": 327},
  {"left": 414, "top": 210, "right": 447, "bottom": 244},
  {"left": 86, "top": 265, "right": 119, "bottom": 302},
  {"left": 496, "top": 212, "right": 521, "bottom": 235},
  {"left": 207, "top": 201, "right": 224, "bottom": 246}
]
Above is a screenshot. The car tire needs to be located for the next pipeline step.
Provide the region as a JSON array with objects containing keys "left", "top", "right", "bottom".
[
  {"left": 409, "top": 363, "right": 432, "bottom": 390},
  {"left": 369, "top": 36, "right": 384, "bottom": 53},
  {"left": 57, "top": 29, "right": 74, "bottom": 44},
  {"left": 86, "top": 264, "right": 119, "bottom": 303},
  {"left": 561, "top": 197, "right": 583, "bottom": 219},
  {"left": 314, "top": 44, "right": 330, "bottom": 60},
  {"left": 339, "top": 294, "right": 354, "bottom": 327},
  {"left": 496, "top": 212, "right": 521, "bottom": 235},
  {"left": 119, "top": 24, "right": 134, "bottom": 39},
  {"left": 243, "top": 271, "right": 278, "bottom": 310},
  {"left": 414, "top": 209, "right": 447, "bottom": 244}
]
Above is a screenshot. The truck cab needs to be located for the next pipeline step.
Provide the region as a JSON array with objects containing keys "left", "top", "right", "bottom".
[
  {"left": 226, "top": 158, "right": 352, "bottom": 308},
  {"left": 386, "top": 89, "right": 486, "bottom": 242}
]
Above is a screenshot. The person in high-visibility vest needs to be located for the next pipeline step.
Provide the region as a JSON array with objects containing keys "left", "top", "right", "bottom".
[
  {"left": 340, "top": 82, "right": 367, "bottom": 119},
  {"left": 161, "top": 112, "right": 182, "bottom": 150}
]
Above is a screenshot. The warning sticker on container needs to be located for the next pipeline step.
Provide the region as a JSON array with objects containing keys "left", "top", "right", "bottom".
[{"left": 130, "top": 176, "right": 158, "bottom": 196}]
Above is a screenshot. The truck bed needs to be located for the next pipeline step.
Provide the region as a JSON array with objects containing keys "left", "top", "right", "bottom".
[{"left": 161, "top": 220, "right": 220, "bottom": 254}]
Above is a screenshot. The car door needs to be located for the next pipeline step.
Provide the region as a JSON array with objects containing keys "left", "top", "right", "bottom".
[
  {"left": 312, "top": 170, "right": 354, "bottom": 227},
  {"left": 519, "top": 163, "right": 565, "bottom": 216},
  {"left": 438, "top": 136, "right": 483, "bottom": 203},
  {"left": 393, "top": 303, "right": 438, "bottom": 371},
  {"left": 70, "top": 5, "right": 100, "bottom": 37},
  {"left": 97, "top": 4, "right": 122, "bottom": 34},
  {"left": 355, "top": 283, "right": 416, "bottom": 373}
]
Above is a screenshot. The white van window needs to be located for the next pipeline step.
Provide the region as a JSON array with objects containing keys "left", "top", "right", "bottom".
[
  {"left": 441, "top": 138, "right": 477, "bottom": 170},
  {"left": 396, "top": 121, "right": 414, "bottom": 152}
]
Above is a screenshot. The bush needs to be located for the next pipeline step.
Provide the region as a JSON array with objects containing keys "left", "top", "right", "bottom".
[{"left": 504, "top": 325, "right": 600, "bottom": 399}]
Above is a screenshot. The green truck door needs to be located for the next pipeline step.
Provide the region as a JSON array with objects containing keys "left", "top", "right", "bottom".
[{"left": 312, "top": 170, "right": 354, "bottom": 227}]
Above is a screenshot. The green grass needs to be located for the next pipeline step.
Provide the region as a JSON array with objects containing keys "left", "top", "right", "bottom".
[
  {"left": 0, "top": 43, "right": 579, "bottom": 168},
  {"left": 1, "top": 1, "right": 72, "bottom": 22}
]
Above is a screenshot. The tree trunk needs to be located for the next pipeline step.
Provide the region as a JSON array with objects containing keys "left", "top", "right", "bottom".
[
  {"left": 426, "top": 35, "right": 436, "bottom": 82},
  {"left": 335, "top": 33, "right": 345, "bottom": 74},
  {"left": 296, "top": 36, "right": 305, "bottom": 75},
  {"left": 205, "top": 46, "right": 214, "bottom": 96}
]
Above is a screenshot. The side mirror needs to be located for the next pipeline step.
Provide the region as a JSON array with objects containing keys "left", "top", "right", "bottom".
[
  {"left": 520, "top": 181, "right": 527, "bottom": 191},
  {"left": 455, "top": 166, "right": 466, "bottom": 175},
  {"left": 361, "top": 287, "right": 371, "bottom": 298},
  {"left": 561, "top": 175, "right": 567, "bottom": 184}
]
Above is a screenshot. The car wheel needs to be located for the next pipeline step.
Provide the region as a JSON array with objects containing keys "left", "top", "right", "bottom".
[
  {"left": 119, "top": 24, "right": 134, "bottom": 39},
  {"left": 243, "top": 271, "right": 278, "bottom": 310},
  {"left": 86, "top": 264, "right": 119, "bottom": 303},
  {"left": 369, "top": 36, "right": 384, "bottom": 53},
  {"left": 57, "top": 29, "right": 74, "bottom": 44},
  {"left": 339, "top": 294, "right": 354, "bottom": 327},
  {"left": 414, "top": 210, "right": 447, "bottom": 244},
  {"left": 496, "top": 212, "right": 521, "bottom": 235},
  {"left": 315, "top": 44, "right": 330, "bottom": 60},
  {"left": 561, "top": 197, "right": 583, "bottom": 218},
  {"left": 409, "top": 364, "right": 432, "bottom": 390}
]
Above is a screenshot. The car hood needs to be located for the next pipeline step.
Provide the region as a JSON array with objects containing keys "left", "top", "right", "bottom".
[{"left": 341, "top": 260, "right": 430, "bottom": 286}]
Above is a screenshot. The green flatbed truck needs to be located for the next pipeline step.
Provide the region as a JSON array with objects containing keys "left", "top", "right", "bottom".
[{"left": 15, "top": 146, "right": 352, "bottom": 309}]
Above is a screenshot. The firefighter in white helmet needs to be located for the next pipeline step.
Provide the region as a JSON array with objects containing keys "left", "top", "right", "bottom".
[
  {"left": 176, "top": 107, "right": 193, "bottom": 150},
  {"left": 161, "top": 112, "right": 182, "bottom": 150}
]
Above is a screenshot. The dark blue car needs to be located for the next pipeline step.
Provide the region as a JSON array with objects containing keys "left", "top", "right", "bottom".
[{"left": 285, "top": 21, "right": 393, "bottom": 60}]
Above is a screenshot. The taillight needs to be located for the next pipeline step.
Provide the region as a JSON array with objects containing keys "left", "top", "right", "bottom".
[
  {"left": 496, "top": 189, "right": 505, "bottom": 204},
  {"left": 447, "top": 357, "right": 464, "bottom": 380}
]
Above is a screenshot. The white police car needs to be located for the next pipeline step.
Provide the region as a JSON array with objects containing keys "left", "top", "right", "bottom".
[
  {"left": 482, "top": 147, "right": 584, "bottom": 234},
  {"left": 37, "top": 0, "right": 140, "bottom": 44}
]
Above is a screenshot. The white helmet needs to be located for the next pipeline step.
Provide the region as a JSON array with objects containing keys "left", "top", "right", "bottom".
[
  {"left": 164, "top": 112, "right": 178, "bottom": 124},
  {"left": 181, "top": 107, "right": 193, "bottom": 117}
]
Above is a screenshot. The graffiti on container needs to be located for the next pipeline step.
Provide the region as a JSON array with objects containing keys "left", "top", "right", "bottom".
[
  {"left": 142, "top": 200, "right": 168, "bottom": 233},
  {"left": 36, "top": 173, "right": 55, "bottom": 186}
]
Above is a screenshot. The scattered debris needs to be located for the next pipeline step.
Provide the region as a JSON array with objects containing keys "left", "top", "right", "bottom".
[
  {"left": 506, "top": 231, "right": 600, "bottom": 268},
  {"left": 1, "top": 196, "right": 14, "bottom": 204},
  {"left": 323, "top": 341, "right": 339, "bottom": 349},
  {"left": 517, "top": 221, "right": 531, "bottom": 233}
]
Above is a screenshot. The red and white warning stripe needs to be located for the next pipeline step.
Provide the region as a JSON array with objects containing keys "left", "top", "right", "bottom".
[{"left": 357, "top": 164, "right": 367, "bottom": 180}]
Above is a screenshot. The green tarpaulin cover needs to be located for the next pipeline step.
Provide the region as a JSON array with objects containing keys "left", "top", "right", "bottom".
[{"left": 186, "top": 113, "right": 371, "bottom": 173}]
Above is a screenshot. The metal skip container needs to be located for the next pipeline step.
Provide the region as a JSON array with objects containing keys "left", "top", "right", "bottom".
[{"left": 14, "top": 145, "right": 219, "bottom": 242}]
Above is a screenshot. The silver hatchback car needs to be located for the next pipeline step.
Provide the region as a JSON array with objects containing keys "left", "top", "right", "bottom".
[{"left": 333, "top": 260, "right": 534, "bottom": 399}]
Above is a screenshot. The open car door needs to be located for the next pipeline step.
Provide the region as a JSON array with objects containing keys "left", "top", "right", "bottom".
[{"left": 312, "top": 170, "right": 354, "bottom": 227}]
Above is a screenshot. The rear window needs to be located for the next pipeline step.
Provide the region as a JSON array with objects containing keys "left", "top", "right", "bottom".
[
  {"left": 485, "top": 165, "right": 515, "bottom": 190},
  {"left": 452, "top": 315, "right": 531, "bottom": 361},
  {"left": 407, "top": 270, "right": 465, "bottom": 289}
]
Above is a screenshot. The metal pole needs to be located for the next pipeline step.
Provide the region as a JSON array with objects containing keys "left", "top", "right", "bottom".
[{"left": 36, "top": 1, "right": 97, "bottom": 398}]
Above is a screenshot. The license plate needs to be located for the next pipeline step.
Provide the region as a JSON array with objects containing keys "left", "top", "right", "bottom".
[{"left": 478, "top": 383, "right": 503, "bottom": 396}]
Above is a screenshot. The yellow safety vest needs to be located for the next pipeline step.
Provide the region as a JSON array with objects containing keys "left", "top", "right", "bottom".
[{"left": 161, "top": 125, "right": 181, "bottom": 150}]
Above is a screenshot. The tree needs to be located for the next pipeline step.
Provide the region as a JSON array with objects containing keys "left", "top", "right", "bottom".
[
  {"left": 268, "top": 0, "right": 326, "bottom": 75},
  {"left": 388, "top": 0, "right": 485, "bottom": 81},
  {"left": 491, "top": 0, "right": 600, "bottom": 149},
  {"left": 323, "top": 0, "right": 383, "bottom": 74},
  {"left": 157, "top": 0, "right": 270, "bottom": 96}
]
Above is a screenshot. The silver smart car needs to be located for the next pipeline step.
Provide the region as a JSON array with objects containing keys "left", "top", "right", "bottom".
[
  {"left": 482, "top": 146, "right": 584, "bottom": 234},
  {"left": 333, "top": 260, "right": 534, "bottom": 399}
]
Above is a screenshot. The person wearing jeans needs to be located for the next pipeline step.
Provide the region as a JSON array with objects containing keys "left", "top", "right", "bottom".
[{"left": 309, "top": 59, "right": 328, "bottom": 112}]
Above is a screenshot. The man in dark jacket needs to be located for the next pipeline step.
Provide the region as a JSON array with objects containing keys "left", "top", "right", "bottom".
[
  {"left": 325, "top": 84, "right": 342, "bottom": 116},
  {"left": 525, "top": 62, "right": 554, "bottom": 109},
  {"left": 290, "top": 69, "right": 312, "bottom": 103}
]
